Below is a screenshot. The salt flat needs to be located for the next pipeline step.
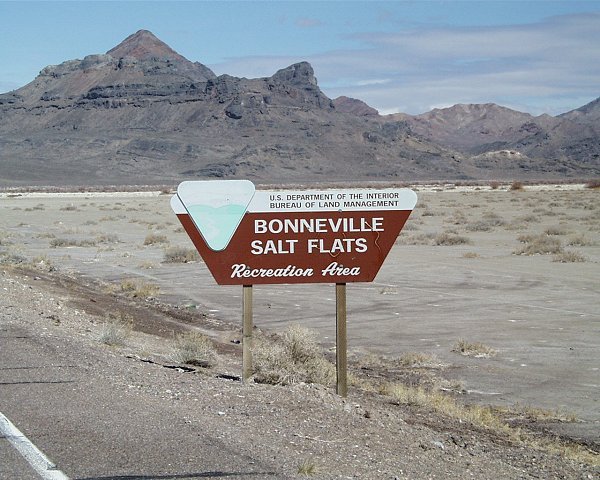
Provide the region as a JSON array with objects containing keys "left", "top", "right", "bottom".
[{"left": 1, "top": 184, "right": 598, "bottom": 442}]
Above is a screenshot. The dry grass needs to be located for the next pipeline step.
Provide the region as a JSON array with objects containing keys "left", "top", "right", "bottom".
[
  {"left": 170, "top": 332, "right": 217, "bottom": 367},
  {"left": 59, "top": 204, "right": 78, "bottom": 211},
  {"left": 50, "top": 238, "right": 98, "bottom": 248},
  {"left": 375, "top": 373, "right": 597, "bottom": 466},
  {"left": 297, "top": 459, "right": 318, "bottom": 476},
  {"left": 138, "top": 261, "right": 158, "bottom": 269},
  {"left": 379, "top": 380, "right": 598, "bottom": 465},
  {"left": 397, "top": 352, "right": 443, "bottom": 368},
  {"left": 381, "top": 382, "right": 512, "bottom": 434},
  {"left": 453, "top": 339, "right": 497, "bottom": 358},
  {"left": 163, "top": 246, "right": 200, "bottom": 263},
  {"left": 396, "top": 232, "right": 435, "bottom": 245},
  {"left": 498, "top": 404, "right": 578, "bottom": 423},
  {"left": 98, "top": 313, "right": 132, "bottom": 346},
  {"left": 567, "top": 234, "right": 595, "bottom": 246},
  {"left": 514, "top": 234, "right": 563, "bottom": 255},
  {"left": 466, "top": 212, "right": 506, "bottom": 232},
  {"left": 253, "top": 325, "right": 335, "bottom": 386},
  {"left": 544, "top": 226, "right": 568, "bottom": 236},
  {"left": 109, "top": 279, "right": 160, "bottom": 299},
  {"left": 553, "top": 251, "right": 586, "bottom": 263},
  {"left": 585, "top": 179, "right": 600, "bottom": 189},
  {"left": 144, "top": 233, "right": 169, "bottom": 246},
  {"left": 0, "top": 251, "right": 27, "bottom": 265},
  {"left": 433, "top": 232, "right": 472, "bottom": 246},
  {"left": 31, "top": 254, "right": 56, "bottom": 272}
]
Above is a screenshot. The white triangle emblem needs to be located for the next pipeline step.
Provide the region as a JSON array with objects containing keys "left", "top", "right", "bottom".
[{"left": 177, "top": 180, "right": 255, "bottom": 251}]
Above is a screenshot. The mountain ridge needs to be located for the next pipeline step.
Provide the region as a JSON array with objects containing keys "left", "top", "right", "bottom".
[{"left": 0, "top": 30, "right": 598, "bottom": 186}]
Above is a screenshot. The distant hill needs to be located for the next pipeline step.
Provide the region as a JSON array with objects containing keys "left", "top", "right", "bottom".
[{"left": 0, "top": 30, "right": 598, "bottom": 186}]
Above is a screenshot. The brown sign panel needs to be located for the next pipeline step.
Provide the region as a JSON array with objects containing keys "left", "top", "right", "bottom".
[{"left": 172, "top": 181, "right": 417, "bottom": 285}]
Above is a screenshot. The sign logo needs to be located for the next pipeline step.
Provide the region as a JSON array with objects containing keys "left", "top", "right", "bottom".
[
  {"left": 173, "top": 181, "right": 417, "bottom": 285},
  {"left": 178, "top": 180, "right": 255, "bottom": 251}
]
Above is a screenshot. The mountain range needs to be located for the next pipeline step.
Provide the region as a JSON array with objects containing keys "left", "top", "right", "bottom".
[{"left": 1, "top": 30, "right": 598, "bottom": 186}]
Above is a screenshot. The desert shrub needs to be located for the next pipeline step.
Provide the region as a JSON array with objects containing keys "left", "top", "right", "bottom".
[
  {"left": 96, "top": 233, "right": 120, "bottom": 243},
  {"left": 396, "top": 232, "right": 435, "bottom": 245},
  {"left": 35, "top": 232, "right": 56, "bottom": 238},
  {"left": 382, "top": 382, "right": 441, "bottom": 407},
  {"left": 379, "top": 286, "right": 398, "bottom": 295},
  {"left": 466, "top": 212, "right": 507, "bottom": 232},
  {"left": 466, "top": 220, "right": 495, "bottom": 232},
  {"left": 0, "top": 251, "right": 27, "bottom": 265},
  {"left": 514, "top": 214, "right": 540, "bottom": 225},
  {"left": 513, "top": 234, "right": 563, "bottom": 255},
  {"left": 462, "top": 252, "right": 480, "bottom": 258},
  {"left": 144, "top": 233, "right": 169, "bottom": 245},
  {"left": 50, "top": 238, "right": 98, "bottom": 248},
  {"left": 433, "top": 232, "right": 472, "bottom": 246},
  {"left": 446, "top": 211, "right": 467, "bottom": 225},
  {"left": 117, "top": 279, "right": 160, "bottom": 298},
  {"left": 170, "top": 332, "right": 217, "bottom": 366},
  {"left": 31, "top": 255, "right": 56, "bottom": 272},
  {"left": 59, "top": 204, "right": 78, "bottom": 211},
  {"left": 453, "top": 339, "right": 496, "bottom": 358},
  {"left": 396, "top": 352, "right": 442, "bottom": 368},
  {"left": 297, "top": 459, "right": 318, "bottom": 476},
  {"left": 584, "top": 179, "right": 600, "bottom": 189},
  {"left": 98, "top": 313, "right": 132, "bottom": 346},
  {"left": 138, "top": 261, "right": 157, "bottom": 269},
  {"left": 489, "top": 181, "right": 501, "bottom": 190},
  {"left": 567, "top": 234, "right": 594, "bottom": 246},
  {"left": 383, "top": 382, "right": 566, "bottom": 439},
  {"left": 510, "top": 181, "right": 525, "bottom": 191},
  {"left": 544, "top": 226, "right": 568, "bottom": 236},
  {"left": 552, "top": 251, "right": 586, "bottom": 263},
  {"left": 163, "top": 246, "right": 200, "bottom": 263},
  {"left": 253, "top": 325, "right": 335, "bottom": 386}
]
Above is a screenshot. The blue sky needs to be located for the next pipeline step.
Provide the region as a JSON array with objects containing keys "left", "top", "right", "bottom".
[{"left": 1, "top": 1, "right": 599, "bottom": 115}]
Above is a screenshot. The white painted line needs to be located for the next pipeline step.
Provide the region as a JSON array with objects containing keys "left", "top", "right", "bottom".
[{"left": 0, "top": 412, "right": 69, "bottom": 480}]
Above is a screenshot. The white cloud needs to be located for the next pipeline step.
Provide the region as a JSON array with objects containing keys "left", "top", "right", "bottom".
[
  {"left": 210, "top": 12, "right": 600, "bottom": 115},
  {"left": 296, "top": 17, "right": 323, "bottom": 28},
  {"left": 355, "top": 79, "right": 391, "bottom": 86}
]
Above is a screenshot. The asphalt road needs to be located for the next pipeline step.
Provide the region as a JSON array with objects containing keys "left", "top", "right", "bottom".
[{"left": 0, "top": 321, "right": 283, "bottom": 480}]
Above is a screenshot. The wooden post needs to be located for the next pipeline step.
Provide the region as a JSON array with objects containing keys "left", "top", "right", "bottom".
[
  {"left": 242, "top": 284, "right": 253, "bottom": 383},
  {"left": 336, "top": 283, "right": 348, "bottom": 397}
]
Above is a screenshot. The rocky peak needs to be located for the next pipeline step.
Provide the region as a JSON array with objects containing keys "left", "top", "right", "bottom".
[
  {"left": 271, "top": 62, "right": 318, "bottom": 86},
  {"left": 104, "top": 30, "right": 215, "bottom": 82},
  {"left": 559, "top": 96, "right": 600, "bottom": 125},
  {"left": 107, "top": 29, "right": 186, "bottom": 62},
  {"left": 333, "top": 96, "right": 379, "bottom": 116}
]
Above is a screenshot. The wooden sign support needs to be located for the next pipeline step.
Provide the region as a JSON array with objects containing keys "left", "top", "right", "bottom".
[
  {"left": 336, "top": 283, "right": 348, "bottom": 397},
  {"left": 242, "top": 285, "right": 253, "bottom": 383}
]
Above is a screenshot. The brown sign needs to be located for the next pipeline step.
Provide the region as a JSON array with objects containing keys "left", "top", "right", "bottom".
[{"left": 172, "top": 181, "right": 417, "bottom": 285}]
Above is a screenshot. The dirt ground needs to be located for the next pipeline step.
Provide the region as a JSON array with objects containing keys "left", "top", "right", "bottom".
[{"left": 1, "top": 183, "right": 599, "bottom": 476}]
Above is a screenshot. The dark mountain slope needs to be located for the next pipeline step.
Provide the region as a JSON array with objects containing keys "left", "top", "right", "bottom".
[{"left": 0, "top": 30, "right": 598, "bottom": 186}]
